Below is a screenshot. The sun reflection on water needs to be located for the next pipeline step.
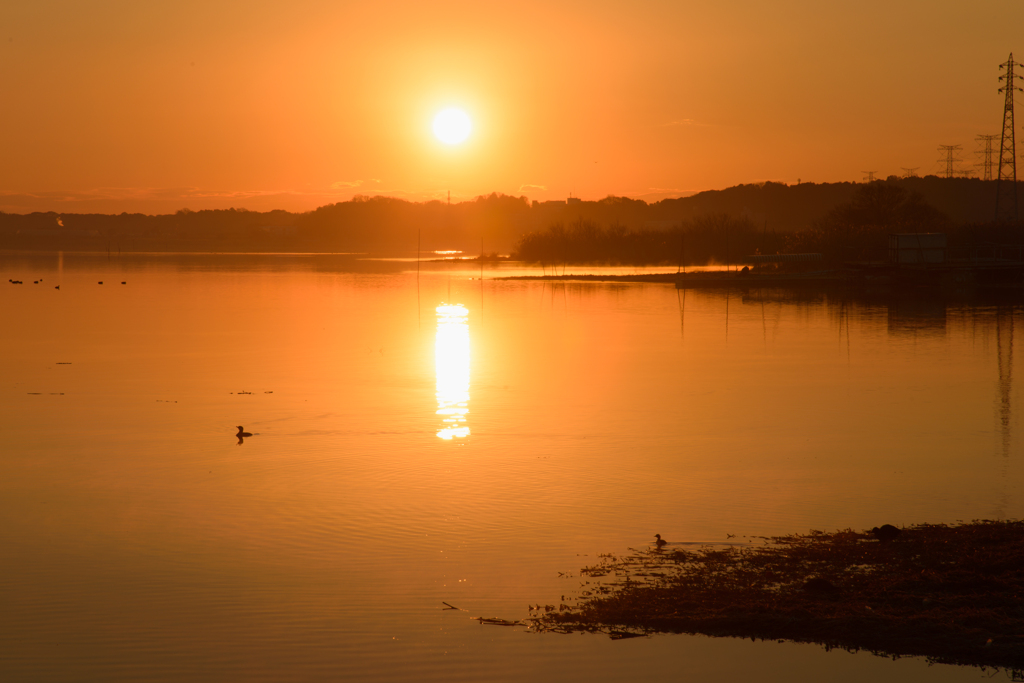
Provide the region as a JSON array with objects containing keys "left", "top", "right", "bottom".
[{"left": 435, "top": 303, "right": 470, "bottom": 440}]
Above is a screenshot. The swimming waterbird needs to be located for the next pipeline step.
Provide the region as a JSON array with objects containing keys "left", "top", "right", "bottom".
[
  {"left": 654, "top": 534, "right": 667, "bottom": 548},
  {"left": 236, "top": 426, "right": 252, "bottom": 437}
]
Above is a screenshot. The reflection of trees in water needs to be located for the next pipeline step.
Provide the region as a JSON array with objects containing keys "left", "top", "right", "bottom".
[
  {"left": 886, "top": 295, "right": 947, "bottom": 337},
  {"left": 819, "top": 297, "right": 1018, "bottom": 492}
]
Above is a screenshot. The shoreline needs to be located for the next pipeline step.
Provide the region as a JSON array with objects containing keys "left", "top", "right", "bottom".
[{"left": 497, "top": 271, "right": 843, "bottom": 287}]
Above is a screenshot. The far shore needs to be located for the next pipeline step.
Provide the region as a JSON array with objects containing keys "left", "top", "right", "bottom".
[{"left": 497, "top": 270, "right": 845, "bottom": 286}]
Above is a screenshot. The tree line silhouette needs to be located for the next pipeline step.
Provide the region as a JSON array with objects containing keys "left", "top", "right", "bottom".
[
  {"left": 512, "top": 182, "right": 1023, "bottom": 266},
  {"left": 0, "top": 177, "right": 1018, "bottom": 261},
  {"left": 511, "top": 214, "right": 780, "bottom": 266}
]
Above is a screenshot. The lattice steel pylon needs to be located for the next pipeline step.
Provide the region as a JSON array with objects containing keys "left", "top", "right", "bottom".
[
  {"left": 996, "top": 53, "right": 1023, "bottom": 222},
  {"left": 861, "top": 171, "right": 877, "bottom": 182},
  {"left": 937, "top": 145, "right": 962, "bottom": 179},
  {"left": 976, "top": 134, "right": 999, "bottom": 181}
]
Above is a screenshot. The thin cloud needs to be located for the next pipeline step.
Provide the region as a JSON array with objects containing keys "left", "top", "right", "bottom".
[
  {"left": 518, "top": 184, "right": 547, "bottom": 193},
  {"left": 330, "top": 180, "right": 363, "bottom": 189}
]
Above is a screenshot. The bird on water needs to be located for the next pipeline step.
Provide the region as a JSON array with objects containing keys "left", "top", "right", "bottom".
[
  {"left": 654, "top": 534, "right": 668, "bottom": 548},
  {"left": 236, "top": 426, "right": 252, "bottom": 437}
]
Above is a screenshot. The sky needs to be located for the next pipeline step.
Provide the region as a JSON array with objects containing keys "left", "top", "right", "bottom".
[{"left": 1, "top": 0, "right": 1023, "bottom": 214}]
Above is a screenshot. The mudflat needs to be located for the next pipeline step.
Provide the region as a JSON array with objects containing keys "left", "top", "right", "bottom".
[{"left": 532, "top": 521, "right": 1024, "bottom": 671}]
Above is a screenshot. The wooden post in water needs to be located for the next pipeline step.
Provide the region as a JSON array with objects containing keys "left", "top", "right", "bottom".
[
  {"left": 677, "top": 286, "right": 686, "bottom": 340},
  {"left": 677, "top": 223, "right": 685, "bottom": 274},
  {"left": 725, "top": 222, "right": 730, "bottom": 272}
]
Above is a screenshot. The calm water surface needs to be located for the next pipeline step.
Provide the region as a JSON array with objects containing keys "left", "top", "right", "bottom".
[{"left": 1, "top": 252, "right": 1021, "bottom": 682}]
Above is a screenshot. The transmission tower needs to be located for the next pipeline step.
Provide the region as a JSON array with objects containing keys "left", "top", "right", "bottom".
[
  {"left": 861, "top": 171, "right": 877, "bottom": 182},
  {"left": 937, "top": 145, "right": 963, "bottom": 179},
  {"left": 975, "top": 134, "right": 999, "bottom": 181},
  {"left": 996, "top": 53, "right": 1023, "bottom": 222},
  {"left": 901, "top": 167, "right": 919, "bottom": 178}
]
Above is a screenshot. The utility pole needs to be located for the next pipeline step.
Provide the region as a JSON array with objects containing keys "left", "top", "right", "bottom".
[
  {"left": 975, "top": 134, "right": 999, "bottom": 181},
  {"left": 937, "top": 145, "right": 963, "bottom": 179},
  {"left": 996, "top": 53, "right": 1022, "bottom": 222}
]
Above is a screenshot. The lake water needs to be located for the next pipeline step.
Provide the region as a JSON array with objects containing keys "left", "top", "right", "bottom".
[{"left": 1, "top": 252, "right": 1020, "bottom": 682}]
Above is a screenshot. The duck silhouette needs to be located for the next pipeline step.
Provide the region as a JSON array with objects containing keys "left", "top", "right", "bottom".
[
  {"left": 236, "top": 426, "right": 252, "bottom": 438},
  {"left": 654, "top": 534, "right": 668, "bottom": 548}
]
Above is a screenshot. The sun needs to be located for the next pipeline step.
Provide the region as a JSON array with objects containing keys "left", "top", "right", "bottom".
[{"left": 433, "top": 108, "right": 471, "bottom": 145}]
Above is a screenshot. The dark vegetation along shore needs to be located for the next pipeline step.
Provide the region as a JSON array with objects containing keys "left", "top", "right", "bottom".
[
  {"left": 513, "top": 182, "right": 1023, "bottom": 268},
  {"left": 0, "top": 177, "right": 1019, "bottom": 259},
  {"left": 530, "top": 520, "right": 1024, "bottom": 672}
]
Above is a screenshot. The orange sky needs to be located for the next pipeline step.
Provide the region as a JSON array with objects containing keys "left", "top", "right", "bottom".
[{"left": 1, "top": 0, "right": 1022, "bottom": 214}]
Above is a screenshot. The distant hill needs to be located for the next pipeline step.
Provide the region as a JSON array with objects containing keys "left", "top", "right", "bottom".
[
  {"left": 649, "top": 176, "right": 1005, "bottom": 231},
  {"left": 0, "top": 177, "right": 1015, "bottom": 254}
]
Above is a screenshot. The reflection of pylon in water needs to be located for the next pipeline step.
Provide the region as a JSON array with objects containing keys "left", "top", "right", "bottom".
[
  {"left": 994, "top": 308, "right": 1015, "bottom": 520},
  {"left": 996, "top": 309, "right": 1014, "bottom": 456},
  {"left": 996, "top": 53, "right": 1023, "bottom": 222}
]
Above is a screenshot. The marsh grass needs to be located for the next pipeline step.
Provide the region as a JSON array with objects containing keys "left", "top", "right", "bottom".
[{"left": 530, "top": 521, "right": 1024, "bottom": 671}]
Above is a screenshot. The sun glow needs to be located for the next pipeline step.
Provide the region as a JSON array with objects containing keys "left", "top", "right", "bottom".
[{"left": 432, "top": 108, "right": 471, "bottom": 145}]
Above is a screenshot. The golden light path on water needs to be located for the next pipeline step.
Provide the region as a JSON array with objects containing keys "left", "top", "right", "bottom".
[{"left": 435, "top": 303, "right": 470, "bottom": 439}]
